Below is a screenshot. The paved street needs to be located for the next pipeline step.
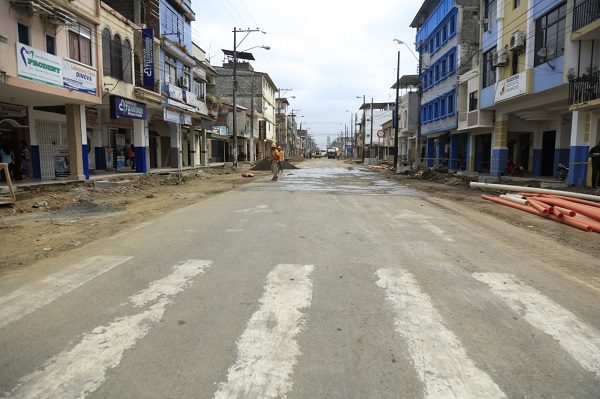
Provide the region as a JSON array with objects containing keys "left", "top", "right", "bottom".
[{"left": 1, "top": 160, "right": 599, "bottom": 398}]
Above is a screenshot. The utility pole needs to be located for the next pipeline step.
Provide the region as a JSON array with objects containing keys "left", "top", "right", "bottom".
[
  {"left": 369, "top": 98, "right": 374, "bottom": 160},
  {"left": 230, "top": 27, "right": 262, "bottom": 167},
  {"left": 394, "top": 50, "right": 400, "bottom": 173},
  {"left": 249, "top": 72, "right": 255, "bottom": 162},
  {"left": 416, "top": 42, "right": 423, "bottom": 170},
  {"left": 361, "top": 95, "right": 366, "bottom": 163}
]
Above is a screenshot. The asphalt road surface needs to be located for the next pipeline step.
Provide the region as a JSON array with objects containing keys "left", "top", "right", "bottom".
[{"left": 1, "top": 159, "right": 599, "bottom": 398}]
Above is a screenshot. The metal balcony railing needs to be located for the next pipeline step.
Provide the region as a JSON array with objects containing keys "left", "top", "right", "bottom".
[
  {"left": 573, "top": 0, "right": 600, "bottom": 31},
  {"left": 569, "top": 70, "right": 600, "bottom": 106}
]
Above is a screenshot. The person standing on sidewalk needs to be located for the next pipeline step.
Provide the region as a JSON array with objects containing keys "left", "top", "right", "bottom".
[
  {"left": 270, "top": 143, "right": 279, "bottom": 181},
  {"left": 127, "top": 144, "right": 136, "bottom": 170},
  {"left": 589, "top": 140, "right": 600, "bottom": 188},
  {"left": 277, "top": 146, "right": 285, "bottom": 174}
]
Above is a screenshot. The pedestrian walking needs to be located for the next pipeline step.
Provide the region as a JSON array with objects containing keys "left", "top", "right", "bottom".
[
  {"left": 127, "top": 144, "right": 135, "bottom": 170},
  {"left": 589, "top": 140, "right": 600, "bottom": 188},
  {"left": 20, "top": 140, "right": 30, "bottom": 179},
  {"left": 270, "top": 143, "right": 279, "bottom": 181},
  {"left": 277, "top": 146, "right": 284, "bottom": 174}
]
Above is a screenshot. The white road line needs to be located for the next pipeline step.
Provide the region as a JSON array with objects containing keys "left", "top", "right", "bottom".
[
  {"left": 236, "top": 205, "right": 272, "bottom": 214},
  {"left": 4, "top": 259, "right": 211, "bottom": 399},
  {"left": 473, "top": 272, "right": 600, "bottom": 378},
  {"left": 376, "top": 268, "right": 506, "bottom": 399},
  {"left": 214, "top": 264, "right": 314, "bottom": 399},
  {"left": 0, "top": 256, "right": 132, "bottom": 329}
]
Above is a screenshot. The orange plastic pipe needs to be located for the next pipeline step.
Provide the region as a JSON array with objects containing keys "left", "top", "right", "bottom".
[
  {"left": 572, "top": 216, "right": 600, "bottom": 233},
  {"left": 481, "top": 195, "right": 593, "bottom": 232},
  {"left": 553, "top": 205, "right": 576, "bottom": 217},
  {"left": 550, "top": 208, "right": 564, "bottom": 218},
  {"left": 481, "top": 195, "right": 544, "bottom": 215},
  {"left": 532, "top": 197, "right": 600, "bottom": 222},
  {"left": 540, "top": 194, "right": 600, "bottom": 209},
  {"left": 528, "top": 199, "right": 550, "bottom": 215}
]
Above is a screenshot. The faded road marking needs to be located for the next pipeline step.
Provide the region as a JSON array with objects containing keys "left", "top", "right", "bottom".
[
  {"left": 474, "top": 272, "right": 600, "bottom": 378},
  {"left": 393, "top": 210, "right": 454, "bottom": 241},
  {"left": 0, "top": 256, "right": 132, "bottom": 329},
  {"left": 376, "top": 268, "right": 506, "bottom": 399},
  {"left": 214, "top": 264, "right": 314, "bottom": 399},
  {"left": 236, "top": 205, "right": 272, "bottom": 214},
  {"left": 4, "top": 259, "right": 211, "bottom": 399}
]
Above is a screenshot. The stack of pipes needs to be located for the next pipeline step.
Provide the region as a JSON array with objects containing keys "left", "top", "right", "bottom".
[{"left": 480, "top": 193, "right": 600, "bottom": 233}]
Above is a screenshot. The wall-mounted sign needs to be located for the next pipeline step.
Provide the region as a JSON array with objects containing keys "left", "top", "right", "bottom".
[
  {"left": 141, "top": 28, "right": 155, "bottom": 86},
  {"left": 85, "top": 108, "right": 99, "bottom": 127},
  {"left": 166, "top": 84, "right": 184, "bottom": 102},
  {"left": 259, "top": 120, "right": 266, "bottom": 140},
  {"left": 63, "top": 59, "right": 97, "bottom": 95},
  {"left": 0, "top": 103, "right": 27, "bottom": 118},
  {"left": 181, "top": 113, "right": 192, "bottom": 125},
  {"left": 495, "top": 71, "right": 527, "bottom": 102},
  {"left": 16, "top": 43, "right": 63, "bottom": 87},
  {"left": 109, "top": 95, "right": 146, "bottom": 119},
  {"left": 184, "top": 91, "right": 198, "bottom": 107},
  {"left": 163, "top": 108, "right": 181, "bottom": 123}
]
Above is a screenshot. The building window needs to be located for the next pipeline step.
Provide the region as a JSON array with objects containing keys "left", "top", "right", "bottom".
[
  {"left": 165, "top": 54, "right": 177, "bottom": 85},
  {"left": 514, "top": 0, "right": 520, "bottom": 8},
  {"left": 440, "top": 98, "right": 446, "bottom": 117},
  {"left": 182, "top": 65, "right": 191, "bottom": 90},
  {"left": 447, "top": 93, "right": 455, "bottom": 115},
  {"left": 484, "top": 0, "right": 497, "bottom": 31},
  {"left": 449, "top": 15, "right": 456, "bottom": 35},
  {"left": 469, "top": 91, "right": 478, "bottom": 111},
  {"left": 69, "top": 24, "right": 92, "bottom": 66},
  {"left": 17, "top": 22, "right": 30, "bottom": 45},
  {"left": 448, "top": 52, "right": 455, "bottom": 73},
  {"left": 111, "top": 34, "right": 123, "bottom": 80},
  {"left": 102, "top": 28, "right": 111, "bottom": 77},
  {"left": 483, "top": 48, "right": 496, "bottom": 88},
  {"left": 45, "top": 34, "right": 56, "bottom": 55},
  {"left": 512, "top": 52, "right": 519, "bottom": 75},
  {"left": 534, "top": 2, "right": 566, "bottom": 67},
  {"left": 122, "top": 39, "right": 132, "bottom": 83}
]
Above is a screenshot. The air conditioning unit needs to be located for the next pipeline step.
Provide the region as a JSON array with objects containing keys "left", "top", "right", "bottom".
[
  {"left": 509, "top": 31, "right": 525, "bottom": 51},
  {"left": 178, "top": 76, "right": 189, "bottom": 88},
  {"left": 492, "top": 49, "right": 509, "bottom": 67}
]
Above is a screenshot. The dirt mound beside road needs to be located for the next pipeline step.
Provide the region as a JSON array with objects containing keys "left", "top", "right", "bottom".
[{"left": 0, "top": 166, "right": 270, "bottom": 275}]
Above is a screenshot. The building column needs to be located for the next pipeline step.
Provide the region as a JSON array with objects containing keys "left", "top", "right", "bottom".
[
  {"left": 189, "top": 124, "right": 197, "bottom": 168},
  {"left": 65, "top": 104, "right": 86, "bottom": 181},
  {"left": 426, "top": 137, "right": 435, "bottom": 167},
  {"left": 133, "top": 118, "right": 148, "bottom": 173},
  {"left": 532, "top": 125, "right": 543, "bottom": 176},
  {"left": 567, "top": 111, "right": 590, "bottom": 186},
  {"left": 449, "top": 134, "right": 459, "bottom": 169},
  {"left": 491, "top": 113, "right": 508, "bottom": 176},
  {"left": 201, "top": 129, "right": 208, "bottom": 166},
  {"left": 170, "top": 122, "right": 182, "bottom": 169}
]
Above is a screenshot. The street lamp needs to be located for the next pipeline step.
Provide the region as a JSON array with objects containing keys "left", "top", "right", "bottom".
[{"left": 224, "top": 27, "right": 268, "bottom": 166}]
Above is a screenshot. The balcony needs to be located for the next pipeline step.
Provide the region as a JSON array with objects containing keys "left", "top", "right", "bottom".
[
  {"left": 458, "top": 110, "right": 494, "bottom": 131},
  {"left": 572, "top": 0, "right": 600, "bottom": 40},
  {"left": 569, "top": 70, "right": 600, "bottom": 110}
]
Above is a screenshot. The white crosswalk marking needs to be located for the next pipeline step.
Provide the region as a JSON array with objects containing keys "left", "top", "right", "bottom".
[
  {"left": 214, "top": 264, "right": 314, "bottom": 399},
  {"left": 4, "top": 259, "right": 211, "bottom": 399},
  {"left": 376, "top": 268, "right": 507, "bottom": 399},
  {"left": 473, "top": 272, "right": 600, "bottom": 378},
  {"left": 0, "top": 256, "right": 132, "bottom": 328}
]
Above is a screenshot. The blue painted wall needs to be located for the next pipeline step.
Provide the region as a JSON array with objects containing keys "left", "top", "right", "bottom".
[
  {"left": 426, "top": 138, "right": 435, "bottom": 167},
  {"left": 134, "top": 146, "right": 147, "bottom": 173},
  {"left": 416, "top": 0, "right": 456, "bottom": 45},
  {"left": 532, "top": 149, "right": 543, "bottom": 176},
  {"left": 491, "top": 147, "right": 508, "bottom": 176},
  {"left": 82, "top": 144, "right": 89, "bottom": 180},
  {"left": 567, "top": 145, "right": 589, "bottom": 186},
  {"left": 480, "top": 86, "right": 495, "bottom": 109},
  {"left": 532, "top": 57, "right": 564, "bottom": 93},
  {"left": 31, "top": 145, "right": 40, "bottom": 179}
]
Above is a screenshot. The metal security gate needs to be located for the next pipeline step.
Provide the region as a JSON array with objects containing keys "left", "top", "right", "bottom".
[{"left": 37, "top": 120, "right": 68, "bottom": 179}]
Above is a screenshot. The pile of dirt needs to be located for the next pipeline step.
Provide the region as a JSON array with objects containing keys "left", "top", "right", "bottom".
[{"left": 252, "top": 159, "right": 298, "bottom": 171}]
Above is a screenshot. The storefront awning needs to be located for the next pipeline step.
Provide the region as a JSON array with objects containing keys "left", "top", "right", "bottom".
[{"left": 208, "top": 132, "right": 230, "bottom": 142}]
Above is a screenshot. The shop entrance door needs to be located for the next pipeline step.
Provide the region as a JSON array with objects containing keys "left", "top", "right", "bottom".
[{"left": 37, "top": 120, "right": 68, "bottom": 179}]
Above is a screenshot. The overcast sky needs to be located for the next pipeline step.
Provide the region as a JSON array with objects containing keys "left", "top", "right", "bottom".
[{"left": 192, "top": 0, "right": 423, "bottom": 148}]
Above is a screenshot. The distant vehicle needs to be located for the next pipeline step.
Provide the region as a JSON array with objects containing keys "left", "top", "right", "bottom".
[
  {"left": 319, "top": 150, "right": 327, "bottom": 158},
  {"left": 327, "top": 148, "right": 337, "bottom": 159}
]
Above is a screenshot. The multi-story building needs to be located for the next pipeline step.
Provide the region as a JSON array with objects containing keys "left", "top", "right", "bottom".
[
  {"left": 359, "top": 101, "right": 395, "bottom": 160},
  {"left": 478, "top": 0, "right": 597, "bottom": 186},
  {"left": 212, "top": 61, "right": 277, "bottom": 161},
  {"left": 0, "top": 0, "right": 101, "bottom": 180},
  {"left": 411, "top": 0, "right": 480, "bottom": 168}
]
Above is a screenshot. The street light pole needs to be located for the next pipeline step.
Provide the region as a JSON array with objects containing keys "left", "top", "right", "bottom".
[
  {"left": 369, "top": 97, "right": 374, "bottom": 160},
  {"left": 394, "top": 50, "right": 400, "bottom": 173},
  {"left": 232, "top": 27, "right": 239, "bottom": 166},
  {"left": 416, "top": 42, "right": 423, "bottom": 171}
]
